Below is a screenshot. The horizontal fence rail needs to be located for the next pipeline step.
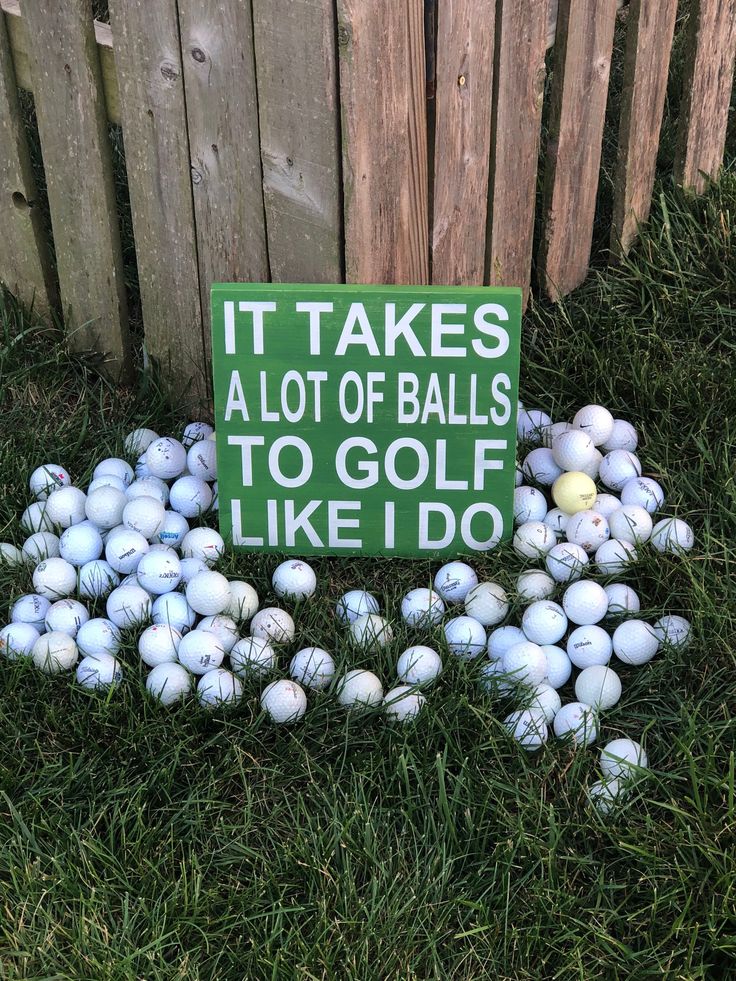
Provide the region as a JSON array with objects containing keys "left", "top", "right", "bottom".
[{"left": 0, "top": 0, "right": 734, "bottom": 407}]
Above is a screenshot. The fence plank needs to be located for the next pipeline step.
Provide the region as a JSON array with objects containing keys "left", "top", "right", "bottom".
[
  {"left": 252, "top": 0, "right": 342, "bottom": 283},
  {"left": 23, "top": 0, "right": 130, "bottom": 379},
  {"left": 675, "top": 0, "right": 736, "bottom": 194},
  {"left": 178, "top": 0, "right": 269, "bottom": 372},
  {"left": 611, "top": 0, "right": 677, "bottom": 258},
  {"left": 538, "top": 0, "right": 617, "bottom": 300},
  {"left": 431, "top": 0, "right": 495, "bottom": 286},
  {"left": 337, "top": 0, "right": 429, "bottom": 285},
  {"left": 487, "top": 0, "right": 548, "bottom": 304},
  {"left": 108, "top": 0, "right": 206, "bottom": 406},
  {"left": 0, "top": 6, "right": 56, "bottom": 315}
]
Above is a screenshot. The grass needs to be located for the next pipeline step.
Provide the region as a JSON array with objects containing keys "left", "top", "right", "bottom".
[{"left": 0, "top": 175, "right": 734, "bottom": 979}]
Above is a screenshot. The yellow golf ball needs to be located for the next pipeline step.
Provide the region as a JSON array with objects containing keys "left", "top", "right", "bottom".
[{"left": 552, "top": 471, "right": 598, "bottom": 515}]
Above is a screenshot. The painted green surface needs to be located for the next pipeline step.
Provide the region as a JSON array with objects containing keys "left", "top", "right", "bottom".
[{"left": 211, "top": 283, "right": 521, "bottom": 556}]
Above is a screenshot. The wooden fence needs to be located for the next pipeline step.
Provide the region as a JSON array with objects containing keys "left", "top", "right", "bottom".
[{"left": 0, "top": 0, "right": 735, "bottom": 408}]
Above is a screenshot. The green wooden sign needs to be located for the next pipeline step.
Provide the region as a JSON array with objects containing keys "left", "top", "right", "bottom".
[{"left": 211, "top": 283, "right": 521, "bottom": 557}]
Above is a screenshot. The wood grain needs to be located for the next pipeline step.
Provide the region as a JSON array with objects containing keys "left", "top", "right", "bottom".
[
  {"left": 108, "top": 0, "right": 206, "bottom": 407},
  {"left": 538, "top": 0, "right": 617, "bottom": 300},
  {"left": 252, "top": 0, "right": 342, "bottom": 283},
  {"left": 431, "top": 0, "right": 495, "bottom": 286},
  {"left": 23, "top": 0, "right": 130, "bottom": 379},
  {"left": 675, "top": 0, "right": 736, "bottom": 194},
  {"left": 337, "top": 0, "right": 429, "bottom": 285},
  {"left": 612, "top": 0, "right": 677, "bottom": 258},
  {"left": 487, "top": 0, "right": 548, "bottom": 304},
  {"left": 0, "top": 4, "right": 56, "bottom": 316},
  {"left": 178, "top": 0, "right": 269, "bottom": 373}
]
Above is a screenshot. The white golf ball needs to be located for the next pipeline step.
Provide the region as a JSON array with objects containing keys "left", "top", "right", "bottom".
[
  {"left": 231, "top": 636, "right": 277, "bottom": 677},
  {"left": 0, "top": 542, "right": 23, "bottom": 567},
  {"left": 567, "top": 624, "right": 612, "bottom": 669},
  {"left": 156, "top": 510, "right": 189, "bottom": 548},
  {"left": 595, "top": 539, "right": 637, "bottom": 574},
  {"left": 45, "top": 486, "right": 87, "bottom": 529},
  {"left": 272, "top": 560, "right": 317, "bottom": 602},
  {"left": 396, "top": 645, "right": 442, "bottom": 685},
  {"left": 504, "top": 708, "right": 548, "bottom": 751},
  {"left": 78, "top": 559, "right": 120, "bottom": 600},
  {"left": 601, "top": 419, "right": 638, "bottom": 453},
  {"left": 138, "top": 623, "right": 182, "bottom": 666},
  {"left": 599, "top": 450, "right": 642, "bottom": 492},
  {"left": 588, "top": 778, "right": 627, "bottom": 815},
  {"left": 527, "top": 683, "right": 562, "bottom": 722},
  {"left": 76, "top": 653, "right": 123, "bottom": 689},
  {"left": 486, "top": 625, "right": 526, "bottom": 662},
  {"left": 186, "top": 440, "right": 217, "bottom": 481},
  {"left": 146, "top": 662, "right": 193, "bottom": 706},
  {"left": 541, "top": 645, "right": 572, "bottom": 689},
  {"left": 650, "top": 517, "right": 695, "bottom": 554},
  {"left": 290, "top": 647, "right": 335, "bottom": 690},
  {"left": 21, "top": 501, "right": 55, "bottom": 534},
  {"left": 94, "top": 458, "right": 134, "bottom": 487},
  {"left": 122, "top": 496, "right": 166, "bottom": 540},
  {"left": 29, "top": 463, "right": 72, "bottom": 500},
  {"left": 551, "top": 429, "right": 597, "bottom": 472},
  {"left": 544, "top": 508, "right": 570, "bottom": 539},
  {"left": 336, "top": 590, "right": 380, "bottom": 624},
  {"left": 545, "top": 542, "right": 589, "bottom": 583},
  {"left": 136, "top": 550, "right": 182, "bottom": 595},
  {"left": 180, "top": 527, "right": 225, "bottom": 566},
  {"left": 44, "top": 599, "right": 89, "bottom": 637},
  {"left": 433, "top": 562, "right": 478, "bottom": 604},
  {"left": 185, "top": 570, "right": 230, "bottom": 616},
  {"left": 11, "top": 593, "right": 50, "bottom": 632},
  {"left": 478, "top": 659, "right": 515, "bottom": 696},
  {"left": 443, "top": 615, "right": 486, "bottom": 660},
  {"left": 336, "top": 669, "right": 383, "bottom": 710},
  {"left": 250, "top": 607, "right": 296, "bottom": 645},
  {"left": 653, "top": 614, "right": 691, "bottom": 649},
  {"left": 593, "top": 493, "right": 623, "bottom": 518},
  {"left": 401, "top": 588, "right": 445, "bottom": 627},
  {"left": 517, "top": 408, "right": 552, "bottom": 444},
  {"left": 516, "top": 570, "right": 556, "bottom": 602},
  {"left": 349, "top": 613, "right": 393, "bottom": 650},
  {"left": 541, "top": 421, "right": 574, "bottom": 447},
  {"left": 225, "top": 581, "right": 259, "bottom": 622},
  {"left": 169, "top": 476, "right": 213, "bottom": 518},
  {"left": 58, "top": 524, "right": 103, "bottom": 566},
  {"left": 124, "top": 427, "right": 158, "bottom": 456},
  {"left": 125, "top": 476, "right": 169, "bottom": 506},
  {"left": 176, "top": 628, "right": 225, "bottom": 674},
  {"left": 620, "top": 477, "right": 665, "bottom": 514},
  {"left": 88, "top": 474, "right": 127, "bottom": 495},
  {"left": 261, "top": 679, "right": 307, "bottom": 724},
  {"left": 608, "top": 504, "right": 652, "bottom": 545},
  {"left": 502, "top": 641, "right": 548, "bottom": 687},
  {"left": 553, "top": 701, "right": 598, "bottom": 746},
  {"left": 514, "top": 486, "right": 549, "bottom": 524},
  {"left": 135, "top": 452, "right": 150, "bottom": 478},
  {"left": 152, "top": 592, "right": 197, "bottom": 633},
  {"left": 572, "top": 404, "right": 614, "bottom": 446},
  {"left": 0, "top": 622, "right": 40, "bottom": 660},
  {"left": 383, "top": 685, "right": 426, "bottom": 723},
  {"left": 85, "top": 486, "right": 128, "bottom": 530},
  {"left": 521, "top": 601, "right": 567, "bottom": 645},
  {"left": 182, "top": 421, "right": 214, "bottom": 447},
  {"left": 145, "top": 437, "right": 188, "bottom": 480},
  {"left": 106, "top": 583, "right": 152, "bottom": 629},
  {"left": 521, "top": 447, "right": 563, "bottom": 486},
  {"left": 76, "top": 618, "right": 121, "bottom": 657},
  {"left": 32, "top": 631, "right": 78, "bottom": 674},
  {"left": 600, "top": 738, "right": 648, "bottom": 780},
  {"left": 604, "top": 583, "right": 640, "bottom": 617},
  {"left": 197, "top": 668, "right": 243, "bottom": 709},
  {"left": 32, "top": 557, "right": 77, "bottom": 600},
  {"left": 562, "top": 580, "right": 609, "bottom": 625},
  {"left": 575, "top": 665, "right": 622, "bottom": 710},
  {"left": 22, "top": 532, "right": 61, "bottom": 564},
  {"left": 566, "top": 509, "right": 610, "bottom": 553},
  {"left": 105, "top": 527, "right": 150, "bottom": 575},
  {"left": 612, "top": 620, "right": 659, "bottom": 665},
  {"left": 178, "top": 557, "right": 207, "bottom": 585},
  {"left": 513, "top": 521, "right": 555, "bottom": 558}
]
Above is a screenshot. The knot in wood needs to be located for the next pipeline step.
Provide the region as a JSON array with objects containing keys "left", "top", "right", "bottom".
[
  {"left": 160, "top": 61, "right": 179, "bottom": 82},
  {"left": 191, "top": 166, "right": 203, "bottom": 185},
  {"left": 458, "top": 74, "right": 466, "bottom": 87},
  {"left": 337, "top": 24, "right": 351, "bottom": 46},
  {"left": 191, "top": 47, "right": 206, "bottom": 63}
]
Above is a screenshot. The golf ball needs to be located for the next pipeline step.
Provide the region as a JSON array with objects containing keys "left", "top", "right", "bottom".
[
  {"left": 443, "top": 616, "right": 486, "bottom": 660},
  {"left": 572, "top": 404, "right": 614, "bottom": 446},
  {"left": 106, "top": 582, "right": 152, "bottom": 628},
  {"left": 78, "top": 559, "right": 120, "bottom": 600},
  {"left": 32, "top": 557, "right": 77, "bottom": 600},
  {"left": 336, "top": 590, "right": 381, "bottom": 624},
  {"left": 105, "top": 527, "right": 150, "bottom": 575},
  {"left": 124, "top": 427, "right": 158, "bottom": 456},
  {"left": 186, "top": 570, "right": 231, "bottom": 616},
  {"left": 551, "top": 430, "right": 597, "bottom": 472},
  {"left": 608, "top": 504, "right": 653, "bottom": 545},
  {"left": 182, "top": 421, "right": 214, "bottom": 447},
  {"left": 76, "top": 618, "right": 121, "bottom": 657},
  {"left": 85, "top": 486, "right": 128, "bottom": 530},
  {"left": 11, "top": 593, "right": 51, "bottom": 632},
  {"left": 649, "top": 517, "right": 695, "bottom": 554},
  {"left": 126, "top": 476, "right": 169, "bottom": 506},
  {"left": 521, "top": 601, "right": 567, "bottom": 645},
  {"left": 169, "top": 476, "right": 213, "bottom": 518},
  {"left": 514, "top": 486, "right": 548, "bottom": 524},
  {"left": 138, "top": 623, "right": 182, "bottom": 666},
  {"left": 516, "top": 570, "right": 556, "bottom": 601},
  {"left": 433, "top": 562, "right": 478, "bottom": 604},
  {"left": 562, "top": 580, "right": 609, "bottom": 625},
  {"left": 601, "top": 419, "right": 638, "bottom": 453},
  {"left": 552, "top": 471, "right": 597, "bottom": 515},
  {"left": 32, "top": 631, "right": 78, "bottom": 674},
  {"left": 29, "top": 464, "right": 72, "bottom": 500},
  {"left": 156, "top": 510, "right": 190, "bottom": 548},
  {"left": 653, "top": 614, "right": 691, "bottom": 649},
  {"left": 612, "top": 620, "right": 659, "bottom": 665},
  {"left": 604, "top": 583, "right": 640, "bottom": 616},
  {"left": 44, "top": 599, "right": 89, "bottom": 637},
  {"left": 620, "top": 477, "right": 665, "bottom": 514},
  {"left": 478, "top": 659, "right": 515, "bottom": 696},
  {"left": 186, "top": 440, "right": 217, "bottom": 481},
  {"left": 230, "top": 636, "right": 277, "bottom": 677},
  {"left": 261, "top": 679, "right": 307, "bottom": 724},
  {"left": 136, "top": 550, "right": 182, "bottom": 595},
  {"left": 290, "top": 646, "right": 335, "bottom": 690},
  {"left": 526, "top": 683, "right": 562, "bottom": 723},
  {"left": 504, "top": 708, "right": 548, "bottom": 751},
  {"left": 122, "top": 496, "right": 166, "bottom": 540},
  {"left": 76, "top": 653, "right": 123, "bottom": 689},
  {"left": 521, "top": 447, "right": 563, "bottom": 486},
  {"left": 336, "top": 669, "right": 383, "bottom": 710},
  {"left": 180, "top": 527, "right": 225, "bottom": 566},
  {"left": 22, "top": 532, "right": 61, "bottom": 564},
  {"left": 177, "top": 628, "right": 225, "bottom": 674},
  {"left": 593, "top": 493, "right": 623, "bottom": 518},
  {"left": 401, "top": 588, "right": 445, "bottom": 627},
  {"left": 541, "top": 645, "right": 572, "bottom": 689},
  {"left": 145, "top": 437, "right": 188, "bottom": 480},
  {"left": 566, "top": 510, "right": 610, "bottom": 553},
  {"left": 0, "top": 622, "right": 40, "bottom": 660},
  {"left": 383, "top": 685, "right": 426, "bottom": 723},
  {"left": 197, "top": 668, "right": 243, "bottom": 709},
  {"left": 94, "top": 458, "right": 134, "bottom": 487},
  {"left": 545, "top": 542, "right": 589, "bottom": 583},
  {"left": 574, "top": 664, "right": 621, "bottom": 710},
  {"left": 152, "top": 592, "right": 197, "bottom": 633},
  {"left": 45, "top": 486, "right": 87, "bottom": 529},
  {"left": 599, "top": 450, "right": 642, "bottom": 491},
  {"left": 146, "top": 662, "right": 193, "bottom": 706},
  {"left": 250, "top": 607, "right": 296, "bottom": 644},
  {"left": 272, "top": 560, "right": 317, "bottom": 602},
  {"left": 396, "top": 645, "right": 442, "bottom": 686},
  {"left": 59, "top": 524, "right": 103, "bottom": 566},
  {"left": 553, "top": 701, "right": 598, "bottom": 746},
  {"left": 502, "top": 641, "right": 548, "bottom": 687},
  {"left": 567, "top": 624, "right": 612, "bottom": 668},
  {"left": 0, "top": 543, "right": 23, "bottom": 566},
  {"left": 198, "top": 614, "right": 239, "bottom": 653},
  {"left": 600, "top": 738, "right": 648, "bottom": 780},
  {"left": 588, "top": 778, "right": 626, "bottom": 814},
  {"left": 487, "top": 625, "right": 527, "bottom": 661},
  {"left": 513, "top": 521, "right": 555, "bottom": 558},
  {"left": 225, "top": 581, "right": 259, "bottom": 622},
  {"left": 21, "top": 501, "right": 55, "bottom": 534},
  {"left": 517, "top": 408, "right": 552, "bottom": 444},
  {"left": 464, "top": 582, "right": 508, "bottom": 627},
  {"left": 595, "top": 539, "right": 637, "bottom": 574}
]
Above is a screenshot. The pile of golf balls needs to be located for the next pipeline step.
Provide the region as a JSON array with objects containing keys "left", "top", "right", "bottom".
[{"left": 0, "top": 400, "right": 696, "bottom": 809}]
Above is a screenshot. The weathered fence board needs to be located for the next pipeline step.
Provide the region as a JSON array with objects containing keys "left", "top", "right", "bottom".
[
  {"left": 178, "top": 0, "right": 269, "bottom": 369},
  {"left": 23, "top": 0, "right": 130, "bottom": 379},
  {"left": 539, "top": 0, "right": 617, "bottom": 300},
  {"left": 252, "top": 0, "right": 342, "bottom": 284},
  {"left": 108, "top": 0, "right": 206, "bottom": 405},
  {"left": 487, "top": 0, "right": 548, "bottom": 303},
  {"left": 337, "top": 0, "right": 429, "bottom": 285},
  {"left": 0, "top": 5, "right": 56, "bottom": 316},
  {"left": 675, "top": 0, "right": 736, "bottom": 194},
  {"left": 612, "top": 0, "right": 677, "bottom": 258},
  {"left": 431, "top": 0, "right": 495, "bottom": 286}
]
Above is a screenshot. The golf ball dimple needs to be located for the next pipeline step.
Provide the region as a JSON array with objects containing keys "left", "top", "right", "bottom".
[
  {"left": 504, "top": 708, "right": 548, "bottom": 751},
  {"left": 146, "top": 662, "right": 193, "bottom": 706},
  {"left": 336, "top": 590, "right": 381, "bottom": 624},
  {"left": 336, "top": 669, "right": 383, "bottom": 710},
  {"left": 0, "top": 622, "right": 40, "bottom": 660},
  {"left": 31, "top": 631, "right": 78, "bottom": 674},
  {"left": 197, "top": 668, "right": 243, "bottom": 709},
  {"left": 653, "top": 614, "right": 691, "bottom": 649},
  {"left": 545, "top": 542, "right": 589, "bottom": 583},
  {"left": 595, "top": 539, "right": 637, "bottom": 574},
  {"left": 138, "top": 623, "right": 182, "bottom": 666},
  {"left": 486, "top": 625, "right": 527, "bottom": 661},
  {"left": 32, "top": 557, "right": 77, "bottom": 600},
  {"left": 516, "top": 570, "right": 556, "bottom": 602},
  {"left": 521, "top": 601, "right": 567, "bottom": 645},
  {"left": 383, "top": 685, "right": 426, "bottom": 723},
  {"left": 620, "top": 477, "right": 665, "bottom": 514},
  {"left": 562, "top": 580, "right": 609, "bottom": 625},
  {"left": 290, "top": 646, "right": 335, "bottom": 690},
  {"left": 185, "top": 570, "right": 231, "bottom": 616},
  {"left": 272, "top": 560, "right": 317, "bottom": 602},
  {"left": 513, "top": 521, "right": 555, "bottom": 558},
  {"left": 396, "top": 645, "right": 442, "bottom": 686},
  {"left": 552, "top": 471, "right": 598, "bottom": 515},
  {"left": 464, "top": 582, "right": 508, "bottom": 627},
  {"left": 502, "top": 641, "right": 548, "bottom": 687},
  {"left": 261, "top": 679, "right": 307, "bottom": 724},
  {"left": 250, "top": 607, "right": 296, "bottom": 645},
  {"left": 76, "top": 618, "right": 121, "bottom": 657},
  {"left": 433, "top": 562, "right": 478, "bottom": 605},
  {"left": 44, "top": 599, "right": 90, "bottom": 638},
  {"left": 566, "top": 510, "right": 610, "bottom": 553},
  {"left": 76, "top": 653, "right": 123, "bottom": 689},
  {"left": 599, "top": 450, "right": 642, "bottom": 492},
  {"left": 513, "top": 486, "right": 548, "bottom": 524},
  {"left": 572, "top": 404, "right": 614, "bottom": 446},
  {"left": 567, "top": 624, "right": 613, "bottom": 669},
  {"left": 443, "top": 616, "right": 486, "bottom": 660},
  {"left": 176, "top": 628, "right": 225, "bottom": 674},
  {"left": 29, "top": 464, "right": 72, "bottom": 500},
  {"left": 553, "top": 701, "right": 598, "bottom": 746},
  {"left": 600, "top": 738, "right": 648, "bottom": 780},
  {"left": 650, "top": 517, "right": 695, "bottom": 554},
  {"left": 612, "top": 620, "right": 659, "bottom": 666},
  {"left": 145, "top": 437, "right": 188, "bottom": 480},
  {"left": 45, "top": 486, "right": 87, "bottom": 529},
  {"left": 574, "top": 665, "right": 622, "bottom": 710}
]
